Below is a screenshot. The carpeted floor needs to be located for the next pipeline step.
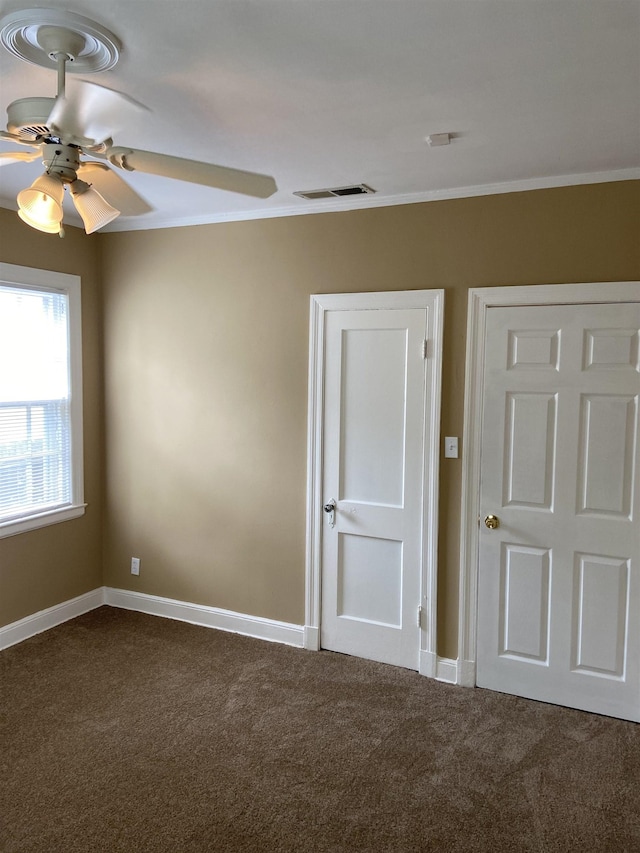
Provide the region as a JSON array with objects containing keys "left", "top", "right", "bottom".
[{"left": 1, "top": 606, "right": 638, "bottom": 852}]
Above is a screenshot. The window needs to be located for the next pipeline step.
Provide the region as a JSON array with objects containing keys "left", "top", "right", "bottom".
[{"left": 0, "top": 263, "right": 84, "bottom": 538}]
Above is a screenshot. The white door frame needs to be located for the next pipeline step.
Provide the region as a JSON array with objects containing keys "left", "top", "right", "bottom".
[
  {"left": 458, "top": 281, "right": 640, "bottom": 687},
  {"left": 304, "top": 290, "right": 445, "bottom": 677}
]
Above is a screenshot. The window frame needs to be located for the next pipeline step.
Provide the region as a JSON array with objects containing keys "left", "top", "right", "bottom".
[{"left": 0, "top": 263, "right": 85, "bottom": 538}]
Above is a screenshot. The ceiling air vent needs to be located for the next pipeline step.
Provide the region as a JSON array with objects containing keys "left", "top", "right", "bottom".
[{"left": 294, "top": 184, "right": 376, "bottom": 200}]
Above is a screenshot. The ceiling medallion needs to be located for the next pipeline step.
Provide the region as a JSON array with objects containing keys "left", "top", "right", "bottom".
[{"left": 0, "top": 8, "right": 121, "bottom": 73}]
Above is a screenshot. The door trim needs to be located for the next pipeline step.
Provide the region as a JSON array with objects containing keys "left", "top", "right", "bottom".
[
  {"left": 458, "top": 281, "right": 640, "bottom": 687},
  {"left": 304, "top": 289, "right": 445, "bottom": 677}
]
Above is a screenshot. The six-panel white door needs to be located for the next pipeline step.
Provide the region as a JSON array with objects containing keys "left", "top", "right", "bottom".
[
  {"left": 320, "top": 308, "right": 430, "bottom": 670},
  {"left": 476, "top": 303, "right": 640, "bottom": 721}
]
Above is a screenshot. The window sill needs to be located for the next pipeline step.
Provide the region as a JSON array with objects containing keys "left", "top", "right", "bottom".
[{"left": 0, "top": 504, "right": 87, "bottom": 539}]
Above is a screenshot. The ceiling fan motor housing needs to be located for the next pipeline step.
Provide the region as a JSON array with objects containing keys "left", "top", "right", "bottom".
[{"left": 6, "top": 97, "right": 55, "bottom": 142}]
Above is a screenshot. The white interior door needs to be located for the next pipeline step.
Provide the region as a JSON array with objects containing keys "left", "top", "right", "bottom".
[
  {"left": 319, "top": 299, "right": 441, "bottom": 670},
  {"left": 476, "top": 302, "right": 640, "bottom": 721}
]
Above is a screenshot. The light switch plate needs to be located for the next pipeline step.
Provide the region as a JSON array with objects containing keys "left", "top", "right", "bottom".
[{"left": 444, "top": 436, "right": 459, "bottom": 458}]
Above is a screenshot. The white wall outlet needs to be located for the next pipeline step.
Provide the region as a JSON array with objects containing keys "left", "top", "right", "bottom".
[
  {"left": 444, "top": 436, "right": 459, "bottom": 459},
  {"left": 131, "top": 557, "right": 140, "bottom": 576}
]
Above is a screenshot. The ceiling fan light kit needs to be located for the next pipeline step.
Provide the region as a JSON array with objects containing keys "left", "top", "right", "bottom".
[
  {"left": 17, "top": 207, "right": 62, "bottom": 232},
  {"left": 69, "top": 179, "right": 119, "bottom": 234},
  {"left": 16, "top": 171, "right": 64, "bottom": 231},
  {"left": 0, "top": 8, "right": 277, "bottom": 236}
]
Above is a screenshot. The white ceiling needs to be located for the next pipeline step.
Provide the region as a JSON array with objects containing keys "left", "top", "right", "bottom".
[{"left": 0, "top": 0, "right": 638, "bottom": 233}]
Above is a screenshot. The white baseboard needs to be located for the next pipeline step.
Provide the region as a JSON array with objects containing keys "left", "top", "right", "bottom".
[
  {"left": 435, "top": 657, "right": 459, "bottom": 684},
  {"left": 436, "top": 657, "right": 476, "bottom": 686},
  {"left": 419, "top": 650, "right": 470, "bottom": 685},
  {"left": 104, "top": 587, "right": 305, "bottom": 648},
  {"left": 304, "top": 625, "right": 320, "bottom": 651},
  {"left": 419, "top": 649, "right": 476, "bottom": 686},
  {"left": 0, "top": 587, "right": 105, "bottom": 651},
  {"left": 1, "top": 586, "right": 473, "bottom": 685}
]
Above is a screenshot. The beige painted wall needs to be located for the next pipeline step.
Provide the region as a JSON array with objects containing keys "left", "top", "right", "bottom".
[
  {"left": 100, "top": 181, "right": 640, "bottom": 659},
  {"left": 0, "top": 208, "right": 103, "bottom": 626}
]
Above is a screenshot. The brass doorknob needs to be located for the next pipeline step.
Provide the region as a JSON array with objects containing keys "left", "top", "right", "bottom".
[{"left": 484, "top": 514, "right": 500, "bottom": 530}]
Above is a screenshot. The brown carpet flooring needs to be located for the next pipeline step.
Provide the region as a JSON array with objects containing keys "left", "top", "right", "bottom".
[{"left": 1, "top": 606, "right": 638, "bottom": 852}]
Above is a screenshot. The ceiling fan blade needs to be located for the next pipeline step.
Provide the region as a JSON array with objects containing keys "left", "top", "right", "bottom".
[
  {"left": 1, "top": 130, "right": 41, "bottom": 147},
  {"left": 77, "top": 161, "right": 153, "bottom": 216},
  {"left": 48, "top": 81, "right": 149, "bottom": 146},
  {"left": 106, "top": 146, "right": 277, "bottom": 199},
  {"left": 0, "top": 149, "right": 41, "bottom": 166}
]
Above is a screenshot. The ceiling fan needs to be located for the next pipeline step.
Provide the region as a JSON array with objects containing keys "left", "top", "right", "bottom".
[{"left": 0, "top": 8, "right": 277, "bottom": 235}]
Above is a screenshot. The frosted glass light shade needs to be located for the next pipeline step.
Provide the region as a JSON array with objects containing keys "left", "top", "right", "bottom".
[
  {"left": 70, "top": 181, "right": 119, "bottom": 233},
  {"left": 17, "top": 208, "right": 61, "bottom": 233},
  {"left": 17, "top": 172, "right": 65, "bottom": 227}
]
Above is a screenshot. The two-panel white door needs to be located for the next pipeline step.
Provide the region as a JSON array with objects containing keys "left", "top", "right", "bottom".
[
  {"left": 320, "top": 306, "right": 435, "bottom": 670},
  {"left": 477, "top": 303, "right": 640, "bottom": 721}
]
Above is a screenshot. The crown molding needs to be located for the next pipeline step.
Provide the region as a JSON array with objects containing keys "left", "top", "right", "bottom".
[{"left": 1, "top": 167, "right": 637, "bottom": 233}]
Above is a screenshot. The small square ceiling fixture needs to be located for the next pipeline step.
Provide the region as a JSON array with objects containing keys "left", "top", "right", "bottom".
[{"left": 426, "top": 133, "right": 452, "bottom": 147}]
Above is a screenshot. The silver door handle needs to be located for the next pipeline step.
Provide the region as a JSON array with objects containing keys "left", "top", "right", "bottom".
[{"left": 323, "top": 499, "right": 336, "bottom": 527}]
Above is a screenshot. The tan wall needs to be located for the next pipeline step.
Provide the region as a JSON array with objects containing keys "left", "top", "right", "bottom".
[
  {"left": 0, "top": 208, "right": 103, "bottom": 626},
  {"left": 100, "top": 181, "right": 640, "bottom": 658},
  {"left": 2, "top": 182, "right": 636, "bottom": 651}
]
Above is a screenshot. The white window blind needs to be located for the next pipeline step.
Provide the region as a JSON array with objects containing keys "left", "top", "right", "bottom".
[{"left": 0, "top": 264, "right": 84, "bottom": 537}]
